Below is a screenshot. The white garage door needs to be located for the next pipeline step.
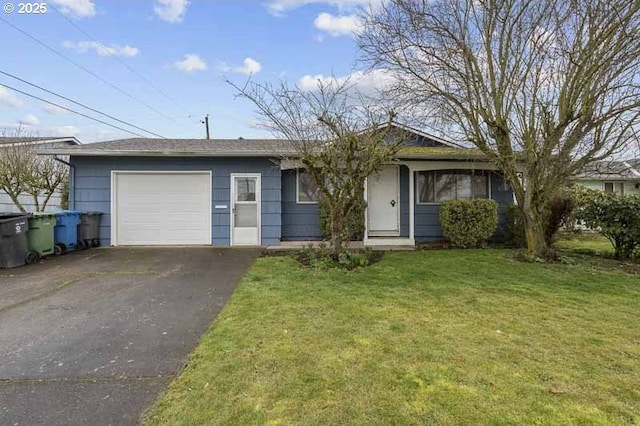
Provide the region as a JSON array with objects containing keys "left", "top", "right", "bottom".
[{"left": 113, "top": 172, "right": 211, "bottom": 246}]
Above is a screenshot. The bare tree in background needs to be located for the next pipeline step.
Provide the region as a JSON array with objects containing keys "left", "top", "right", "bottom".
[
  {"left": 359, "top": 0, "right": 640, "bottom": 257},
  {"left": 230, "top": 79, "right": 402, "bottom": 258},
  {"left": 0, "top": 129, "right": 68, "bottom": 212}
]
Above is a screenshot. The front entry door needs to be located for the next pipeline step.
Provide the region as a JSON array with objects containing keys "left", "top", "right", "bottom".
[
  {"left": 231, "top": 174, "right": 261, "bottom": 246},
  {"left": 367, "top": 165, "right": 400, "bottom": 237}
]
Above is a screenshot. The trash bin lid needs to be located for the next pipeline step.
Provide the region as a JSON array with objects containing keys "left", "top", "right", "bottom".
[
  {"left": 82, "top": 211, "right": 104, "bottom": 216},
  {"left": 0, "top": 212, "right": 31, "bottom": 219},
  {"left": 32, "top": 212, "right": 58, "bottom": 219},
  {"left": 56, "top": 210, "right": 82, "bottom": 216}
]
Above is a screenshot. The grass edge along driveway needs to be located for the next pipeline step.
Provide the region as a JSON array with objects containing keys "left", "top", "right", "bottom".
[{"left": 145, "top": 249, "right": 640, "bottom": 425}]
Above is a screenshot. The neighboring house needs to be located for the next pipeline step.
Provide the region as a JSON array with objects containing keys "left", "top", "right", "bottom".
[
  {"left": 575, "top": 160, "right": 640, "bottom": 195},
  {"left": 0, "top": 136, "right": 81, "bottom": 213},
  {"left": 40, "top": 124, "right": 515, "bottom": 247}
]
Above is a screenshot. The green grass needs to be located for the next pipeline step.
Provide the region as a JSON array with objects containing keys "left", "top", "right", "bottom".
[
  {"left": 145, "top": 250, "right": 640, "bottom": 425},
  {"left": 555, "top": 233, "right": 615, "bottom": 255}
]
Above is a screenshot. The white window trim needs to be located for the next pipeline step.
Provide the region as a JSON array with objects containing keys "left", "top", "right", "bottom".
[
  {"left": 296, "top": 168, "right": 320, "bottom": 204},
  {"left": 603, "top": 181, "right": 624, "bottom": 195},
  {"left": 110, "top": 170, "right": 213, "bottom": 247},
  {"left": 415, "top": 170, "right": 493, "bottom": 205}
]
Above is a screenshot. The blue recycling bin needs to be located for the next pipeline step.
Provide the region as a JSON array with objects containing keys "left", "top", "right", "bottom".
[{"left": 54, "top": 210, "right": 81, "bottom": 255}]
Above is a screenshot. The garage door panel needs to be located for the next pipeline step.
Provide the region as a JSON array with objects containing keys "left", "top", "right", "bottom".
[{"left": 114, "top": 173, "right": 211, "bottom": 246}]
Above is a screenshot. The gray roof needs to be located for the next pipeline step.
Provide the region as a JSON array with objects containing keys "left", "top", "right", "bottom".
[
  {"left": 576, "top": 160, "right": 640, "bottom": 181},
  {"left": 38, "top": 138, "right": 300, "bottom": 157},
  {"left": 0, "top": 136, "right": 81, "bottom": 146},
  {"left": 37, "top": 123, "right": 469, "bottom": 158}
]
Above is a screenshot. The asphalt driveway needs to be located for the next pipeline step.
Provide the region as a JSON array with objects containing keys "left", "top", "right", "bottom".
[{"left": 0, "top": 247, "right": 259, "bottom": 426}]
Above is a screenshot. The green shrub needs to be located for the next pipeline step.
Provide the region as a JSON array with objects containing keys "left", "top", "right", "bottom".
[
  {"left": 439, "top": 199, "right": 498, "bottom": 248},
  {"left": 502, "top": 203, "right": 526, "bottom": 248},
  {"left": 319, "top": 196, "right": 366, "bottom": 242},
  {"left": 574, "top": 188, "right": 640, "bottom": 258},
  {"left": 296, "top": 243, "right": 375, "bottom": 270},
  {"left": 544, "top": 190, "right": 576, "bottom": 244}
]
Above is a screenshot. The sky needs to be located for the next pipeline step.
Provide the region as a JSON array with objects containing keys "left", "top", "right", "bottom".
[{"left": 0, "top": 0, "right": 381, "bottom": 143}]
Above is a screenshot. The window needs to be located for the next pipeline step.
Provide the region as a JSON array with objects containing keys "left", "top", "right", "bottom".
[
  {"left": 604, "top": 181, "right": 624, "bottom": 195},
  {"left": 297, "top": 169, "right": 321, "bottom": 203},
  {"left": 417, "top": 170, "right": 490, "bottom": 203}
]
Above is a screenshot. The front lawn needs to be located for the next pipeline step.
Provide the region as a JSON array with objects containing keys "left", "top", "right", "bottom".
[
  {"left": 145, "top": 250, "right": 640, "bottom": 425},
  {"left": 555, "top": 233, "right": 615, "bottom": 255}
]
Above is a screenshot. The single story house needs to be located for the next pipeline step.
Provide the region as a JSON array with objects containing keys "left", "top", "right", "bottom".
[
  {"left": 41, "top": 124, "right": 515, "bottom": 247},
  {"left": 0, "top": 136, "right": 81, "bottom": 212},
  {"left": 575, "top": 160, "right": 640, "bottom": 195}
]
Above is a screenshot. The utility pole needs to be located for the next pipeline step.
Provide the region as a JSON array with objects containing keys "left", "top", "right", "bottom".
[{"left": 201, "top": 114, "right": 210, "bottom": 139}]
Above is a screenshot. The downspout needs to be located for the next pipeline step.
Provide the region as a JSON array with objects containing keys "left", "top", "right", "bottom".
[{"left": 54, "top": 155, "right": 75, "bottom": 210}]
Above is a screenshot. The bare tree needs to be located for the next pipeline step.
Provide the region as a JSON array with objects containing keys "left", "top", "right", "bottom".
[
  {"left": 0, "top": 129, "right": 68, "bottom": 212},
  {"left": 359, "top": 0, "right": 640, "bottom": 257},
  {"left": 230, "top": 78, "right": 402, "bottom": 258}
]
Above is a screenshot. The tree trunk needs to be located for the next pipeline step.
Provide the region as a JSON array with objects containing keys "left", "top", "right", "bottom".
[
  {"left": 40, "top": 191, "right": 55, "bottom": 212},
  {"left": 522, "top": 208, "right": 550, "bottom": 258},
  {"left": 7, "top": 192, "right": 26, "bottom": 213},
  {"left": 330, "top": 214, "right": 343, "bottom": 260}
]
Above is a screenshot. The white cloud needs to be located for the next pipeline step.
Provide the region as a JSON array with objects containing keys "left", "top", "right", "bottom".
[
  {"left": 49, "top": 0, "right": 96, "bottom": 18},
  {"left": 43, "top": 104, "right": 71, "bottom": 115},
  {"left": 314, "top": 12, "right": 361, "bottom": 36},
  {"left": 221, "top": 57, "right": 262, "bottom": 76},
  {"left": 0, "top": 87, "right": 24, "bottom": 108},
  {"left": 267, "top": 0, "right": 372, "bottom": 16},
  {"left": 18, "top": 114, "right": 40, "bottom": 127},
  {"left": 173, "top": 53, "right": 207, "bottom": 73},
  {"left": 297, "top": 69, "right": 395, "bottom": 95},
  {"left": 47, "top": 125, "right": 81, "bottom": 137},
  {"left": 62, "top": 41, "right": 140, "bottom": 57},
  {"left": 154, "top": 0, "right": 189, "bottom": 23}
]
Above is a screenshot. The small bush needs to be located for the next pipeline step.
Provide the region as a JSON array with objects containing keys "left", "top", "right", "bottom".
[
  {"left": 503, "top": 203, "right": 526, "bottom": 248},
  {"left": 544, "top": 190, "right": 576, "bottom": 244},
  {"left": 439, "top": 199, "right": 498, "bottom": 248},
  {"left": 575, "top": 188, "right": 640, "bottom": 258},
  {"left": 319, "top": 196, "right": 366, "bottom": 242},
  {"left": 296, "top": 244, "right": 377, "bottom": 270}
]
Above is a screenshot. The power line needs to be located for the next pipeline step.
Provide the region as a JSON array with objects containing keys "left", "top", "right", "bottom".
[
  {"left": 0, "top": 15, "right": 178, "bottom": 124},
  {"left": 0, "top": 70, "right": 166, "bottom": 138},
  {"left": 49, "top": 4, "right": 185, "bottom": 110},
  {"left": 0, "top": 82, "right": 148, "bottom": 138}
]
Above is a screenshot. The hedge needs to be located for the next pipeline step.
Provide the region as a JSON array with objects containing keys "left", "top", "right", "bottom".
[{"left": 439, "top": 199, "right": 498, "bottom": 248}]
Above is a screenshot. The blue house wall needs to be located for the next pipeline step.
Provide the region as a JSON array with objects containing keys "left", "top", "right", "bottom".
[
  {"left": 71, "top": 156, "right": 514, "bottom": 246},
  {"left": 281, "top": 166, "right": 411, "bottom": 240},
  {"left": 414, "top": 171, "right": 513, "bottom": 242},
  {"left": 70, "top": 156, "right": 282, "bottom": 247},
  {"left": 281, "top": 169, "right": 323, "bottom": 241}
]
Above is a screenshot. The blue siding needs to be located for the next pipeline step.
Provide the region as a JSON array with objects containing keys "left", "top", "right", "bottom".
[
  {"left": 71, "top": 156, "right": 282, "bottom": 247},
  {"left": 281, "top": 169, "right": 322, "bottom": 240},
  {"left": 414, "top": 171, "right": 513, "bottom": 242}
]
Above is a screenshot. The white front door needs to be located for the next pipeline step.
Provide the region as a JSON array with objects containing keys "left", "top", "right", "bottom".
[
  {"left": 367, "top": 165, "right": 400, "bottom": 237},
  {"left": 231, "top": 174, "right": 261, "bottom": 246}
]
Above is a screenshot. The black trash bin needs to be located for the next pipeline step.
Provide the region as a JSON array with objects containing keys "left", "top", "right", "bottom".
[
  {"left": 0, "top": 213, "right": 30, "bottom": 269},
  {"left": 78, "top": 211, "right": 103, "bottom": 249}
]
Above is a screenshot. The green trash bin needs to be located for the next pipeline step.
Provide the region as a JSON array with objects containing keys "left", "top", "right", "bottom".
[{"left": 26, "top": 212, "right": 57, "bottom": 263}]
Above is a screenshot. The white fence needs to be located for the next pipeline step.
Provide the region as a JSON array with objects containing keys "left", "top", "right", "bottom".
[{"left": 0, "top": 191, "right": 63, "bottom": 213}]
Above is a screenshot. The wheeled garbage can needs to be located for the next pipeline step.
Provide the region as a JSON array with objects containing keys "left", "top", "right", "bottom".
[
  {"left": 0, "top": 213, "right": 30, "bottom": 268},
  {"left": 26, "top": 212, "right": 57, "bottom": 263},
  {"left": 54, "top": 210, "right": 81, "bottom": 255},
  {"left": 78, "top": 211, "right": 103, "bottom": 249}
]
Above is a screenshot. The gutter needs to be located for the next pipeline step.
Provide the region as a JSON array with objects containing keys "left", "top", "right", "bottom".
[
  {"left": 37, "top": 150, "right": 298, "bottom": 157},
  {"left": 53, "top": 155, "right": 75, "bottom": 210}
]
